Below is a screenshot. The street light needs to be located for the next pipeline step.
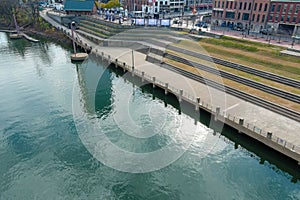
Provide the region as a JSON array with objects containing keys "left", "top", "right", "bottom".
[{"left": 291, "top": 36, "right": 295, "bottom": 48}]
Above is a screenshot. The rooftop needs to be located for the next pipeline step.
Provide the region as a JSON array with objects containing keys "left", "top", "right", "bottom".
[
  {"left": 64, "top": 0, "right": 95, "bottom": 11},
  {"left": 271, "top": 0, "right": 300, "bottom": 2}
]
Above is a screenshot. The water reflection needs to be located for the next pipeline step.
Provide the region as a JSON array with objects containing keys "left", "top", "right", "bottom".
[{"left": 89, "top": 55, "right": 300, "bottom": 182}]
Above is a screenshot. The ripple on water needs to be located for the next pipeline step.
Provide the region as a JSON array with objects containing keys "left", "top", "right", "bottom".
[{"left": 1, "top": 33, "right": 300, "bottom": 200}]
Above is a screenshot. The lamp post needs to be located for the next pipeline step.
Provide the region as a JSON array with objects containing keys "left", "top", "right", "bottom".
[
  {"left": 291, "top": 36, "right": 295, "bottom": 48},
  {"left": 132, "top": 50, "right": 134, "bottom": 68},
  {"left": 248, "top": 0, "right": 254, "bottom": 35}
]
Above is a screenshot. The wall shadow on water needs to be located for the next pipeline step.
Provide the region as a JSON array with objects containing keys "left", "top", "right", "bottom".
[{"left": 107, "top": 63, "right": 300, "bottom": 183}]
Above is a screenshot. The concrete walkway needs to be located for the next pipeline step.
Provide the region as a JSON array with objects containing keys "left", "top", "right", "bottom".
[{"left": 41, "top": 11, "right": 300, "bottom": 160}]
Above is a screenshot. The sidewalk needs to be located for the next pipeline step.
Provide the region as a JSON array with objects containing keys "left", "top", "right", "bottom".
[{"left": 209, "top": 28, "right": 300, "bottom": 50}]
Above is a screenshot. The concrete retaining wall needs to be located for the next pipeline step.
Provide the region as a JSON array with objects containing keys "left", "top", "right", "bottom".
[{"left": 97, "top": 51, "right": 300, "bottom": 164}]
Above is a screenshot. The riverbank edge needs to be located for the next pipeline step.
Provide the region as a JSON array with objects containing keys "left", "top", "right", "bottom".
[{"left": 0, "top": 20, "right": 72, "bottom": 48}]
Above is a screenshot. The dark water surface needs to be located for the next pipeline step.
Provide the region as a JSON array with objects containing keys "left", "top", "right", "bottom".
[{"left": 0, "top": 32, "right": 299, "bottom": 199}]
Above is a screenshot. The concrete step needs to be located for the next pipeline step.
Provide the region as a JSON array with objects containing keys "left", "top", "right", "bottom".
[
  {"left": 146, "top": 52, "right": 163, "bottom": 64},
  {"left": 79, "top": 23, "right": 112, "bottom": 36}
]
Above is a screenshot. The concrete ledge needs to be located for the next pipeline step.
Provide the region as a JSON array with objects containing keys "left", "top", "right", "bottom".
[{"left": 280, "top": 49, "right": 300, "bottom": 57}]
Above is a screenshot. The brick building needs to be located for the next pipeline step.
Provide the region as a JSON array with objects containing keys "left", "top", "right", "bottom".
[
  {"left": 212, "top": 0, "right": 271, "bottom": 32},
  {"left": 187, "top": 0, "right": 212, "bottom": 12},
  {"left": 268, "top": 0, "right": 300, "bottom": 36},
  {"left": 123, "top": 0, "right": 152, "bottom": 13}
]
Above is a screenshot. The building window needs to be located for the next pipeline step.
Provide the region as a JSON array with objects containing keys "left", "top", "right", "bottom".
[
  {"left": 281, "top": 16, "right": 284, "bottom": 21},
  {"left": 230, "top": 1, "right": 233, "bottom": 9},
  {"left": 238, "top": 12, "right": 241, "bottom": 20},
  {"left": 239, "top": 2, "right": 242, "bottom": 10},
  {"left": 252, "top": 14, "right": 255, "bottom": 21},
  {"left": 296, "top": 5, "right": 300, "bottom": 14},
  {"left": 244, "top": 2, "right": 247, "bottom": 10},
  {"left": 277, "top": 4, "right": 281, "bottom": 12},
  {"left": 262, "top": 15, "right": 265, "bottom": 23},
  {"left": 254, "top": 3, "right": 257, "bottom": 11},
  {"left": 257, "top": 14, "right": 260, "bottom": 22},
  {"left": 234, "top": 2, "right": 237, "bottom": 9},
  {"left": 259, "top": 3, "right": 262, "bottom": 11},
  {"left": 248, "top": 3, "right": 251, "bottom": 11},
  {"left": 271, "top": 5, "right": 275, "bottom": 12},
  {"left": 264, "top": 3, "right": 268, "bottom": 12},
  {"left": 293, "top": 16, "right": 297, "bottom": 23},
  {"left": 283, "top": 4, "right": 287, "bottom": 13},
  {"left": 222, "top": 1, "right": 224, "bottom": 8},
  {"left": 269, "top": 14, "right": 273, "bottom": 21},
  {"left": 289, "top": 5, "right": 294, "bottom": 13},
  {"left": 287, "top": 16, "right": 290, "bottom": 22},
  {"left": 275, "top": 15, "right": 278, "bottom": 21},
  {"left": 242, "top": 13, "right": 249, "bottom": 21},
  {"left": 225, "top": 11, "right": 235, "bottom": 19},
  {"left": 226, "top": 1, "right": 229, "bottom": 8}
]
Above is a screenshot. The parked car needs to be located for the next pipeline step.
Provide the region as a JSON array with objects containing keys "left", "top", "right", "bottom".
[
  {"left": 195, "top": 21, "right": 205, "bottom": 27},
  {"left": 260, "top": 29, "right": 272, "bottom": 35}
]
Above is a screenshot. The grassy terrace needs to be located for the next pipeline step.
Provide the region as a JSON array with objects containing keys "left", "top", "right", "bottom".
[
  {"left": 79, "top": 23, "right": 111, "bottom": 38},
  {"left": 166, "top": 50, "right": 300, "bottom": 96},
  {"left": 164, "top": 36, "right": 300, "bottom": 112},
  {"left": 173, "top": 38, "right": 300, "bottom": 80},
  {"left": 164, "top": 58, "right": 300, "bottom": 112},
  {"left": 80, "top": 20, "right": 119, "bottom": 33}
]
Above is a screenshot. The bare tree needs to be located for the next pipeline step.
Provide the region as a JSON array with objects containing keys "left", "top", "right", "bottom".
[{"left": 0, "top": 0, "right": 19, "bottom": 27}]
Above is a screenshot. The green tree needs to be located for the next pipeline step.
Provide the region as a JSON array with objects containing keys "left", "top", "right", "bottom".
[{"left": 100, "top": 0, "right": 120, "bottom": 9}]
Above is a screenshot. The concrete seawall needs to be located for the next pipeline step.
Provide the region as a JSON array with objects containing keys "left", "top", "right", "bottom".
[
  {"left": 39, "top": 10, "right": 300, "bottom": 165},
  {"left": 97, "top": 51, "right": 300, "bottom": 164}
]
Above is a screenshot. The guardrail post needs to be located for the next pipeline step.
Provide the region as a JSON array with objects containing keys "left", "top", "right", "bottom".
[
  {"left": 141, "top": 72, "right": 145, "bottom": 82},
  {"left": 131, "top": 66, "right": 134, "bottom": 77},
  {"left": 152, "top": 77, "right": 156, "bottom": 88},
  {"left": 215, "top": 106, "right": 220, "bottom": 121},
  {"left": 165, "top": 83, "right": 168, "bottom": 95},
  {"left": 239, "top": 118, "right": 244, "bottom": 125},
  {"left": 267, "top": 132, "right": 272, "bottom": 139},
  {"left": 179, "top": 89, "right": 183, "bottom": 102},
  {"left": 108, "top": 55, "right": 111, "bottom": 62},
  {"left": 115, "top": 59, "right": 118, "bottom": 68},
  {"left": 238, "top": 118, "right": 244, "bottom": 133},
  {"left": 195, "top": 97, "right": 200, "bottom": 111},
  {"left": 101, "top": 52, "right": 104, "bottom": 62},
  {"left": 123, "top": 62, "right": 126, "bottom": 72}
]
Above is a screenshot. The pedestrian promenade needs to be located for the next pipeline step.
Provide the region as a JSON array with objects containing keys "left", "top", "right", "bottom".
[{"left": 40, "top": 10, "right": 300, "bottom": 163}]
